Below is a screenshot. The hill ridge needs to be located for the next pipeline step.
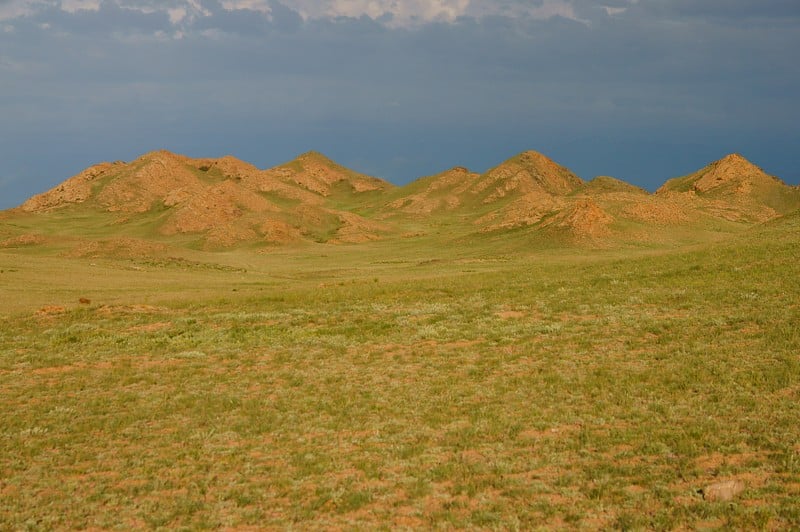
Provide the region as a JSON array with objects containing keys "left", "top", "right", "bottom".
[
  {"left": 656, "top": 153, "right": 800, "bottom": 222},
  {"left": 471, "top": 150, "right": 585, "bottom": 201},
  {"left": 6, "top": 149, "right": 800, "bottom": 252},
  {"left": 657, "top": 153, "right": 780, "bottom": 194}
]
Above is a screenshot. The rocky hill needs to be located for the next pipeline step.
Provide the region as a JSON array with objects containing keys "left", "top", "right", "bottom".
[
  {"left": 18, "top": 150, "right": 393, "bottom": 248},
  {"left": 4, "top": 149, "right": 798, "bottom": 253},
  {"left": 383, "top": 151, "right": 595, "bottom": 237},
  {"left": 657, "top": 153, "right": 800, "bottom": 222}
]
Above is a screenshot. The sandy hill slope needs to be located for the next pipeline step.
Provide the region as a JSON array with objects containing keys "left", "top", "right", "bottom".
[
  {"left": 471, "top": 150, "right": 585, "bottom": 202},
  {"left": 656, "top": 153, "right": 800, "bottom": 222},
  {"left": 381, "top": 151, "right": 691, "bottom": 246},
  {"left": 461, "top": 152, "right": 794, "bottom": 245},
  {"left": 581, "top": 176, "right": 648, "bottom": 196},
  {"left": 462, "top": 152, "right": 600, "bottom": 236},
  {"left": 16, "top": 150, "right": 394, "bottom": 249},
  {"left": 20, "top": 160, "right": 129, "bottom": 212},
  {"left": 384, "top": 151, "right": 587, "bottom": 230},
  {"left": 537, "top": 198, "right": 614, "bottom": 239},
  {"left": 386, "top": 167, "right": 482, "bottom": 214},
  {"left": 385, "top": 150, "right": 584, "bottom": 216},
  {"left": 266, "top": 151, "right": 392, "bottom": 198}
]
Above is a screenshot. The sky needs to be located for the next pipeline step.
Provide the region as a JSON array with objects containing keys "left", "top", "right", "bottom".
[{"left": 1, "top": 0, "right": 799, "bottom": 208}]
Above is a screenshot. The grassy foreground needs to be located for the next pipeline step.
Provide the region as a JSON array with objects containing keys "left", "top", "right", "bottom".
[{"left": 1, "top": 223, "right": 799, "bottom": 529}]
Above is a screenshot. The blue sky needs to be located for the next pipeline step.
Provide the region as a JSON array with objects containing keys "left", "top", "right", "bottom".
[{"left": 1, "top": 0, "right": 799, "bottom": 208}]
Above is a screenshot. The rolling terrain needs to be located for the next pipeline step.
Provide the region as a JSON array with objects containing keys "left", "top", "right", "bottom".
[
  {"left": 1, "top": 150, "right": 799, "bottom": 528},
  {"left": 6, "top": 150, "right": 394, "bottom": 251},
  {"left": 3, "top": 149, "right": 798, "bottom": 257}
]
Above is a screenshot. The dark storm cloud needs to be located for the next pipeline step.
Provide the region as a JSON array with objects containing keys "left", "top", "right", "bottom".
[
  {"left": 190, "top": 0, "right": 301, "bottom": 35},
  {"left": 0, "top": 0, "right": 798, "bottom": 209},
  {"left": 632, "top": 0, "right": 800, "bottom": 21},
  {"left": 26, "top": 2, "right": 171, "bottom": 35}
]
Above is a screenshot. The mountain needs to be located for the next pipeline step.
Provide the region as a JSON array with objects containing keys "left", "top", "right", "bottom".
[
  {"left": 658, "top": 153, "right": 771, "bottom": 195},
  {"left": 537, "top": 198, "right": 614, "bottom": 239},
  {"left": 267, "top": 151, "right": 392, "bottom": 198},
  {"left": 580, "top": 176, "right": 648, "bottom": 196},
  {"left": 470, "top": 150, "right": 585, "bottom": 202},
  {"left": 465, "top": 151, "right": 590, "bottom": 234},
  {"left": 656, "top": 153, "right": 800, "bottom": 222},
  {"left": 16, "top": 150, "right": 394, "bottom": 249},
  {"left": 385, "top": 166, "right": 481, "bottom": 214},
  {"left": 4, "top": 149, "right": 798, "bottom": 255},
  {"left": 384, "top": 150, "right": 590, "bottom": 235}
]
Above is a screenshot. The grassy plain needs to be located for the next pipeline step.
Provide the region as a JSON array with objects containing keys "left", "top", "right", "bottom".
[{"left": 1, "top": 217, "right": 799, "bottom": 529}]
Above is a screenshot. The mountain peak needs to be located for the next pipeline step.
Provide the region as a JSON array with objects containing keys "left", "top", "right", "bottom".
[
  {"left": 134, "top": 149, "right": 186, "bottom": 163},
  {"left": 655, "top": 152, "right": 800, "bottom": 220},
  {"left": 720, "top": 152, "right": 747, "bottom": 162},
  {"left": 278, "top": 151, "right": 391, "bottom": 196},
  {"left": 712, "top": 152, "right": 763, "bottom": 172},
  {"left": 478, "top": 149, "right": 584, "bottom": 199},
  {"left": 190, "top": 155, "right": 262, "bottom": 179},
  {"left": 296, "top": 150, "right": 335, "bottom": 164},
  {"left": 285, "top": 150, "right": 349, "bottom": 171},
  {"left": 692, "top": 153, "right": 769, "bottom": 193},
  {"left": 518, "top": 149, "right": 552, "bottom": 160}
]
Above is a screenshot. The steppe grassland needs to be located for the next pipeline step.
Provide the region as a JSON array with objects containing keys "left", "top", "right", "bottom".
[{"left": 1, "top": 222, "right": 799, "bottom": 529}]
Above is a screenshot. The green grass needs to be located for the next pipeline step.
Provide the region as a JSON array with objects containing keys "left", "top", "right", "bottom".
[
  {"left": 1, "top": 221, "right": 799, "bottom": 529},
  {"left": 577, "top": 176, "right": 648, "bottom": 195},
  {"left": 0, "top": 206, "right": 171, "bottom": 244}
]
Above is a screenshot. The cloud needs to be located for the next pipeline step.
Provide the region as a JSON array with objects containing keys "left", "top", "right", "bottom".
[
  {"left": 0, "top": 0, "right": 35, "bottom": 21},
  {"left": 292, "top": 0, "right": 471, "bottom": 25},
  {"left": 61, "top": 0, "right": 101, "bottom": 13},
  {"left": 0, "top": 0, "right": 590, "bottom": 29},
  {"left": 286, "top": 0, "right": 585, "bottom": 26},
  {"left": 633, "top": 0, "right": 800, "bottom": 20},
  {"left": 2, "top": 0, "right": 794, "bottom": 31},
  {"left": 221, "top": 0, "right": 271, "bottom": 14}
]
